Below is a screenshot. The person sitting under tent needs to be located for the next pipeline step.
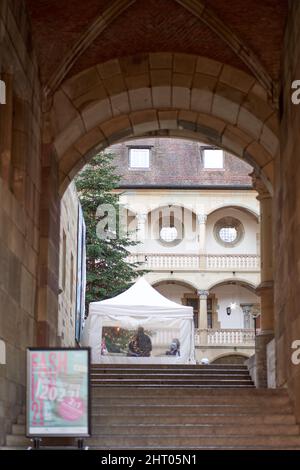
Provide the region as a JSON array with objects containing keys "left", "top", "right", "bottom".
[
  {"left": 127, "top": 326, "right": 152, "bottom": 357},
  {"left": 166, "top": 338, "right": 180, "bottom": 356}
]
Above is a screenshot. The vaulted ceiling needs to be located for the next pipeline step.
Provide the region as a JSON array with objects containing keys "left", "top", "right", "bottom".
[{"left": 25, "top": 0, "right": 287, "bottom": 97}]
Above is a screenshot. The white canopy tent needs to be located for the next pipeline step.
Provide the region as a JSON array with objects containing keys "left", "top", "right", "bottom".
[{"left": 82, "top": 278, "right": 195, "bottom": 364}]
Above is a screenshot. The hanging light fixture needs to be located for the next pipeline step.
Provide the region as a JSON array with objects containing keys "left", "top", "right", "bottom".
[{"left": 229, "top": 283, "right": 239, "bottom": 310}]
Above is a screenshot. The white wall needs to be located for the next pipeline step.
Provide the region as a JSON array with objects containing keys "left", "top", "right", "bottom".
[
  {"left": 206, "top": 207, "right": 259, "bottom": 255},
  {"left": 120, "top": 190, "right": 259, "bottom": 255},
  {"left": 211, "top": 284, "right": 260, "bottom": 329},
  {"left": 142, "top": 207, "right": 198, "bottom": 253},
  {"left": 155, "top": 283, "right": 195, "bottom": 304},
  {"left": 123, "top": 188, "right": 261, "bottom": 320},
  {"left": 58, "top": 182, "right": 79, "bottom": 346},
  {"left": 118, "top": 189, "right": 259, "bottom": 219}
]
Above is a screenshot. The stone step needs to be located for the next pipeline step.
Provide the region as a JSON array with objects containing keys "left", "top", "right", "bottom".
[
  {"left": 91, "top": 380, "right": 254, "bottom": 387},
  {"left": 92, "top": 384, "right": 255, "bottom": 389},
  {"left": 12, "top": 424, "right": 26, "bottom": 435},
  {"left": 6, "top": 435, "right": 30, "bottom": 447},
  {"left": 91, "top": 395, "right": 289, "bottom": 406},
  {"left": 91, "top": 387, "right": 289, "bottom": 397},
  {"left": 91, "top": 373, "right": 252, "bottom": 380},
  {"left": 87, "top": 434, "right": 300, "bottom": 448},
  {"left": 90, "top": 363, "right": 255, "bottom": 387},
  {"left": 0, "top": 447, "right": 24, "bottom": 450},
  {"left": 91, "top": 369, "right": 250, "bottom": 375},
  {"left": 90, "top": 423, "right": 300, "bottom": 437},
  {"left": 91, "top": 413, "right": 296, "bottom": 425},
  {"left": 87, "top": 366, "right": 300, "bottom": 449},
  {"left": 91, "top": 364, "right": 248, "bottom": 370},
  {"left": 91, "top": 404, "right": 293, "bottom": 415}
]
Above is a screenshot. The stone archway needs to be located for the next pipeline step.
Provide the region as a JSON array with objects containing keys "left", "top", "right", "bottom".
[
  {"left": 206, "top": 204, "right": 259, "bottom": 221},
  {"left": 152, "top": 279, "right": 198, "bottom": 293},
  {"left": 211, "top": 353, "right": 250, "bottom": 365},
  {"left": 38, "top": 53, "right": 278, "bottom": 347},
  {"left": 207, "top": 279, "right": 258, "bottom": 293},
  {"left": 152, "top": 279, "right": 199, "bottom": 328},
  {"left": 47, "top": 53, "right": 278, "bottom": 197}
]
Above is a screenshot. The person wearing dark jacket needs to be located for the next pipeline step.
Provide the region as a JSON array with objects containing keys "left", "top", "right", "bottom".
[{"left": 127, "top": 326, "right": 152, "bottom": 357}]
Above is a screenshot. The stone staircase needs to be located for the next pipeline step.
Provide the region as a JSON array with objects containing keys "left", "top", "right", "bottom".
[
  {"left": 90, "top": 363, "right": 255, "bottom": 388},
  {"left": 88, "top": 364, "right": 300, "bottom": 449},
  {"left": 5, "top": 408, "right": 27, "bottom": 448},
  {"left": 4, "top": 364, "right": 300, "bottom": 449}
]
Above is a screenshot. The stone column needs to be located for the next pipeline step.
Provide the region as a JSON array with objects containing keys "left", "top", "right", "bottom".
[
  {"left": 251, "top": 171, "right": 274, "bottom": 387},
  {"left": 36, "top": 143, "right": 61, "bottom": 346},
  {"left": 197, "top": 214, "right": 207, "bottom": 269},
  {"left": 136, "top": 213, "right": 147, "bottom": 242},
  {"left": 197, "top": 290, "right": 209, "bottom": 344}
]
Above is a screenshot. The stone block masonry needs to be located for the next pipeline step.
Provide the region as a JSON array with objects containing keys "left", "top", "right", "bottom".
[
  {"left": 0, "top": 0, "right": 41, "bottom": 445},
  {"left": 276, "top": 1, "right": 300, "bottom": 422}
]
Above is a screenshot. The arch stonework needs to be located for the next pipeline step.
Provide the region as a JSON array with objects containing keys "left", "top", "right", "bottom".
[
  {"left": 210, "top": 353, "right": 251, "bottom": 363},
  {"left": 41, "top": 53, "right": 271, "bottom": 376},
  {"left": 44, "top": 0, "right": 137, "bottom": 96},
  {"left": 148, "top": 276, "right": 199, "bottom": 292},
  {"left": 206, "top": 204, "right": 259, "bottom": 221},
  {"left": 207, "top": 278, "right": 258, "bottom": 292},
  {"left": 145, "top": 203, "right": 197, "bottom": 217},
  {"left": 48, "top": 54, "right": 279, "bottom": 197},
  {"left": 44, "top": 0, "right": 275, "bottom": 100}
]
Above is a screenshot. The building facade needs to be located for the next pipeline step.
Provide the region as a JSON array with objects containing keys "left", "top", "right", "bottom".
[
  {"left": 58, "top": 182, "right": 86, "bottom": 347},
  {"left": 110, "top": 138, "right": 261, "bottom": 363}
]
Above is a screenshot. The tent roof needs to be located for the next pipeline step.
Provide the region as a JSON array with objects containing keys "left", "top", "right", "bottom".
[{"left": 89, "top": 278, "right": 191, "bottom": 310}]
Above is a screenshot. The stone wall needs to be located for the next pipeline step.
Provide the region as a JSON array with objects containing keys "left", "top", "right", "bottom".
[
  {"left": 276, "top": 0, "right": 300, "bottom": 421},
  {"left": 0, "top": 1, "right": 42, "bottom": 444},
  {"left": 245, "top": 354, "right": 256, "bottom": 386},
  {"left": 196, "top": 347, "right": 252, "bottom": 364},
  {"left": 267, "top": 338, "right": 276, "bottom": 389}
]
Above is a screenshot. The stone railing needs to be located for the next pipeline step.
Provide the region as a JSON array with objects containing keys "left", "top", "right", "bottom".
[
  {"left": 127, "top": 253, "right": 260, "bottom": 271},
  {"left": 195, "top": 328, "right": 255, "bottom": 347},
  {"left": 128, "top": 253, "right": 201, "bottom": 269},
  {"left": 145, "top": 328, "right": 255, "bottom": 349},
  {"left": 206, "top": 254, "right": 260, "bottom": 270}
]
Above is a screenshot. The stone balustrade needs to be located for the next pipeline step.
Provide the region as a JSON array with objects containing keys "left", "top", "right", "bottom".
[
  {"left": 145, "top": 328, "right": 255, "bottom": 349},
  {"left": 206, "top": 254, "right": 259, "bottom": 270},
  {"left": 195, "top": 328, "right": 255, "bottom": 346},
  {"left": 127, "top": 253, "right": 260, "bottom": 271}
]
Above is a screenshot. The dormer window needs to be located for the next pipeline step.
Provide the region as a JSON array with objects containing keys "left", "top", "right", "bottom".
[
  {"left": 129, "top": 147, "right": 150, "bottom": 169},
  {"left": 203, "top": 148, "right": 224, "bottom": 169}
]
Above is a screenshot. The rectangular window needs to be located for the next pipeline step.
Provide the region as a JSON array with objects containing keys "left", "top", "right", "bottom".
[
  {"left": 129, "top": 148, "right": 150, "bottom": 168},
  {"left": 207, "top": 298, "right": 213, "bottom": 329},
  {"left": 185, "top": 298, "right": 199, "bottom": 329},
  {"left": 203, "top": 149, "right": 224, "bottom": 169}
]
